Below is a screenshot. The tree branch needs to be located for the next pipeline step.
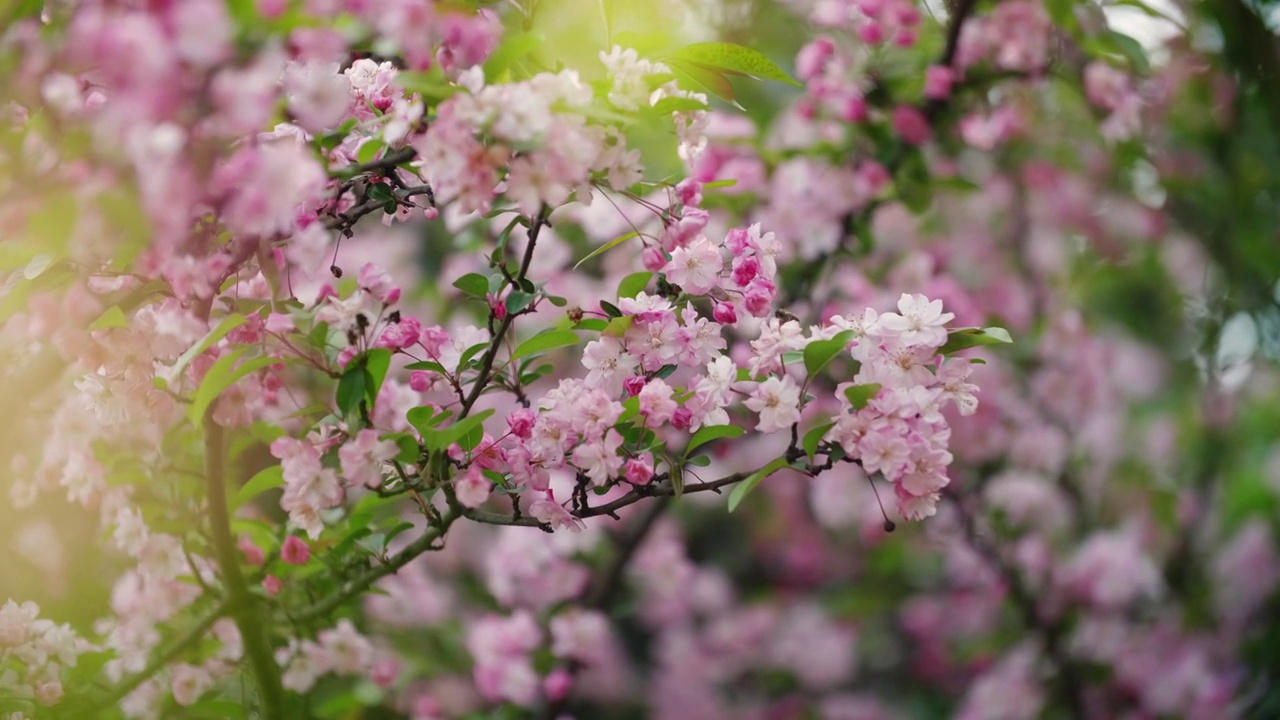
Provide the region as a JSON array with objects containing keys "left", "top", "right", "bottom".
[
  {"left": 83, "top": 599, "right": 231, "bottom": 713},
  {"left": 288, "top": 511, "right": 458, "bottom": 624},
  {"left": 204, "top": 418, "right": 287, "bottom": 717}
]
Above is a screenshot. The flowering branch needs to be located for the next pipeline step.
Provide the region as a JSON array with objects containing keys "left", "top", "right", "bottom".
[{"left": 85, "top": 600, "right": 231, "bottom": 714}]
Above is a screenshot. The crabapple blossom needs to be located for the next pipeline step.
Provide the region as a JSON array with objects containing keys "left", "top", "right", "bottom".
[{"left": 2, "top": 2, "right": 1265, "bottom": 719}]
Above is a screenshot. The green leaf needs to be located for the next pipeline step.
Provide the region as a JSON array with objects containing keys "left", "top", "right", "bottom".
[
  {"left": 457, "top": 341, "right": 489, "bottom": 369},
  {"left": 684, "top": 424, "right": 745, "bottom": 456},
  {"left": 702, "top": 179, "right": 738, "bottom": 191},
  {"left": 159, "top": 313, "right": 247, "bottom": 391},
  {"left": 650, "top": 96, "right": 709, "bottom": 114},
  {"left": 666, "top": 59, "right": 741, "bottom": 109},
  {"left": 405, "top": 360, "right": 448, "bottom": 374},
  {"left": 367, "top": 182, "right": 394, "bottom": 203},
  {"left": 575, "top": 318, "right": 609, "bottom": 332},
  {"left": 574, "top": 231, "right": 639, "bottom": 270},
  {"left": 617, "top": 271, "right": 652, "bottom": 299},
  {"left": 364, "top": 348, "right": 393, "bottom": 403},
  {"left": 802, "top": 330, "right": 855, "bottom": 378},
  {"left": 88, "top": 305, "right": 128, "bottom": 331},
  {"left": 232, "top": 465, "right": 285, "bottom": 511},
  {"left": 803, "top": 422, "right": 836, "bottom": 462},
  {"left": 418, "top": 409, "right": 495, "bottom": 452},
  {"left": 506, "top": 291, "right": 534, "bottom": 314},
  {"left": 356, "top": 139, "right": 385, "bottom": 165},
  {"left": 669, "top": 43, "right": 800, "bottom": 86},
  {"left": 727, "top": 457, "right": 789, "bottom": 513},
  {"left": 336, "top": 364, "right": 369, "bottom": 419},
  {"left": 395, "top": 70, "right": 462, "bottom": 103},
  {"left": 482, "top": 31, "right": 543, "bottom": 80},
  {"left": 602, "top": 315, "right": 633, "bottom": 338},
  {"left": 512, "top": 329, "right": 580, "bottom": 360},
  {"left": 392, "top": 434, "right": 421, "bottom": 463},
  {"left": 938, "top": 326, "right": 1013, "bottom": 355},
  {"left": 670, "top": 462, "right": 684, "bottom": 500},
  {"left": 843, "top": 383, "right": 882, "bottom": 411},
  {"left": 188, "top": 349, "right": 278, "bottom": 428},
  {"left": 452, "top": 273, "right": 490, "bottom": 298},
  {"left": 1100, "top": 30, "right": 1149, "bottom": 74},
  {"left": 406, "top": 406, "right": 437, "bottom": 437}
]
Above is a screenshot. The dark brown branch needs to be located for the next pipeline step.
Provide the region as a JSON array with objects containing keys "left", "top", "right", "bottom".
[
  {"left": 329, "top": 147, "right": 418, "bottom": 179},
  {"left": 460, "top": 205, "right": 549, "bottom": 417}
]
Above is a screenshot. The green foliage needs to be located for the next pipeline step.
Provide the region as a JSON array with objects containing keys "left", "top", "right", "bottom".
[
  {"left": 727, "top": 457, "right": 789, "bottom": 513},
  {"left": 511, "top": 328, "right": 581, "bottom": 360},
  {"left": 802, "top": 330, "right": 855, "bottom": 378},
  {"left": 684, "top": 424, "right": 745, "bottom": 456}
]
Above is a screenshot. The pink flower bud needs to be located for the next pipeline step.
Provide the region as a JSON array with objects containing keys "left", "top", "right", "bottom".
[
  {"left": 675, "top": 178, "right": 702, "bottom": 207},
  {"left": 371, "top": 658, "right": 400, "bottom": 689},
  {"left": 543, "top": 669, "right": 573, "bottom": 702},
  {"left": 423, "top": 206, "right": 440, "bottom": 220},
  {"left": 858, "top": 22, "right": 885, "bottom": 45},
  {"left": 623, "top": 376, "right": 646, "bottom": 397},
  {"left": 743, "top": 279, "right": 776, "bottom": 317},
  {"left": 892, "top": 105, "right": 932, "bottom": 145},
  {"left": 671, "top": 407, "right": 692, "bottom": 431},
  {"left": 926, "top": 65, "right": 957, "bottom": 99},
  {"left": 713, "top": 301, "right": 738, "bottom": 325},
  {"left": 796, "top": 37, "right": 835, "bottom": 82},
  {"left": 624, "top": 457, "right": 654, "bottom": 485},
  {"left": 409, "top": 371, "right": 433, "bottom": 392},
  {"left": 281, "top": 535, "right": 310, "bottom": 565},
  {"left": 507, "top": 408, "right": 537, "bottom": 439},
  {"left": 642, "top": 245, "right": 667, "bottom": 271},
  {"left": 490, "top": 294, "right": 508, "bottom": 321},
  {"left": 731, "top": 255, "right": 760, "bottom": 286},
  {"left": 840, "top": 95, "right": 869, "bottom": 124},
  {"left": 263, "top": 575, "right": 283, "bottom": 596},
  {"left": 238, "top": 536, "right": 265, "bottom": 566},
  {"left": 258, "top": 0, "right": 286, "bottom": 19}
]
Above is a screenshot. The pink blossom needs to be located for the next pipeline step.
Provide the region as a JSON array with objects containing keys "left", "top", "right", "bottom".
[
  {"left": 263, "top": 575, "right": 283, "bottom": 596},
  {"left": 529, "top": 492, "right": 585, "bottom": 533},
  {"left": 455, "top": 467, "right": 491, "bottom": 508},
  {"left": 891, "top": 106, "right": 932, "bottom": 145},
  {"left": 238, "top": 537, "right": 265, "bottom": 566},
  {"left": 339, "top": 429, "right": 400, "bottom": 490},
  {"left": 713, "top": 301, "right": 738, "bottom": 324},
  {"left": 924, "top": 65, "right": 954, "bottom": 100},
  {"left": 663, "top": 235, "right": 723, "bottom": 295},
  {"left": 285, "top": 62, "right": 351, "bottom": 133},
  {"left": 745, "top": 376, "right": 802, "bottom": 433},
  {"left": 543, "top": 668, "right": 573, "bottom": 702},
  {"left": 281, "top": 535, "right": 311, "bottom": 565},
  {"left": 875, "top": 293, "right": 954, "bottom": 348},
  {"left": 371, "top": 658, "right": 400, "bottom": 688},
  {"left": 625, "top": 457, "right": 654, "bottom": 485},
  {"left": 170, "top": 663, "right": 213, "bottom": 706}
]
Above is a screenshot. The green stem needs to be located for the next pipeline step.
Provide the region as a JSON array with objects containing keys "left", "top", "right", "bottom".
[{"left": 204, "top": 418, "right": 287, "bottom": 718}]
